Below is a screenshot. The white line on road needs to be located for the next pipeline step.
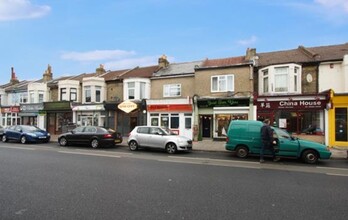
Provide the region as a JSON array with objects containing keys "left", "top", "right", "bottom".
[
  {"left": 59, "top": 151, "right": 121, "bottom": 158},
  {"left": 0, "top": 146, "right": 36, "bottom": 151},
  {"left": 326, "top": 173, "right": 348, "bottom": 177}
]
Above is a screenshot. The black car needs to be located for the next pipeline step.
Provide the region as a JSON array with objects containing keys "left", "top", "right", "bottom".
[{"left": 58, "top": 126, "right": 122, "bottom": 148}]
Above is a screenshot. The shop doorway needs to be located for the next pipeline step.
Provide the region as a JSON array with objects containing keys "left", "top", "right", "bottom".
[
  {"left": 201, "top": 115, "right": 212, "bottom": 138},
  {"left": 130, "top": 117, "right": 138, "bottom": 132}
]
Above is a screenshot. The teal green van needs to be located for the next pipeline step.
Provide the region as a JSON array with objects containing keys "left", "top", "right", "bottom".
[{"left": 225, "top": 120, "right": 331, "bottom": 164}]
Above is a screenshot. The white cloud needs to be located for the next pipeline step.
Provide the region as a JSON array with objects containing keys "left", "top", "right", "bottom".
[
  {"left": 236, "top": 36, "right": 258, "bottom": 46},
  {"left": 61, "top": 50, "right": 137, "bottom": 61},
  {"left": 104, "top": 56, "right": 160, "bottom": 70},
  {"left": 314, "top": 0, "right": 348, "bottom": 13},
  {"left": 0, "top": 0, "right": 51, "bottom": 21}
]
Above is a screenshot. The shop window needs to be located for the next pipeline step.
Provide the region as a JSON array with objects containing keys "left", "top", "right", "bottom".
[
  {"left": 150, "top": 113, "right": 159, "bottom": 126},
  {"left": 170, "top": 114, "right": 179, "bottom": 129},
  {"left": 161, "top": 114, "right": 169, "bottom": 127},
  {"left": 215, "top": 114, "right": 248, "bottom": 137},
  {"left": 335, "top": 108, "right": 347, "bottom": 142},
  {"left": 185, "top": 117, "right": 192, "bottom": 129}
]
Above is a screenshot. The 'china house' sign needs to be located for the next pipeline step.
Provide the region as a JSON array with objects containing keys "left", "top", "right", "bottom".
[{"left": 257, "top": 99, "right": 327, "bottom": 110}]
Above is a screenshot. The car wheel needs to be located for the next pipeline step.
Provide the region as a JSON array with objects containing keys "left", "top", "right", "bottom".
[
  {"left": 128, "top": 140, "right": 138, "bottom": 151},
  {"left": 2, "top": 135, "right": 8, "bottom": 142},
  {"left": 302, "top": 150, "right": 319, "bottom": 164},
  {"left": 166, "top": 142, "right": 177, "bottom": 154},
  {"left": 235, "top": 146, "right": 249, "bottom": 158},
  {"left": 59, "top": 137, "right": 68, "bottom": 146},
  {"left": 20, "top": 136, "right": 27, "bottom": 144},
  {"left": 91, "top": 139, "right": 99, "bottom": 148}
]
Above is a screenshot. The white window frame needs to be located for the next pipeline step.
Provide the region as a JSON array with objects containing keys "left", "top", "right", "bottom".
[
  {"left": 259, "top": 64, "right": 302, "bottom": 95},
  {"left": 84, "top": 86, "right": 91, "bottom": 103},
  {"left": 211, "top": 75, "right": 234, "bottom": 92},
  {"left": 163, "top": 84, "right": 181, "bottom": 97}
]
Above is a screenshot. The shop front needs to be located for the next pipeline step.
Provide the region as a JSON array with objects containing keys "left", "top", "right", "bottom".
[
  {"left": 1, "top": 106, "right": 21, "bottom": 127},
  {"left": 104, "top": 100, "right": 147, "bottom": 136},
  {"left": 146, "top": 98, "right": 193, "bottom": 139},
  {"left": 72, "top": 104, "right": 105, "bottom": 127},
  {"left": 19, "top": 103, "right": 45, "bottom": 129},
  {"left": 43, "top": 101, "right": 73, "bottom": 135},
  {"left": 328, "top": 92, "right": 348, "bottom": 148},
  {"left": 256, "top": 94, "right": 329, "bottom": 135},
  {"left": 196, "top": 97, "right": 253, "bottom": 140}
]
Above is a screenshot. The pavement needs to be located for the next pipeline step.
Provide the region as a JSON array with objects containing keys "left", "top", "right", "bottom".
[{"left": 50, "top": 135, "right": 348, "bottom": 160}]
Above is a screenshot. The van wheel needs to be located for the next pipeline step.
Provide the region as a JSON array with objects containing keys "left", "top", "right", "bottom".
[
  {"left": 302, "top": 150, "right": 318, "bottom": 164},
  {"left": 236, "top": 146, "right": 249, "bottom": 158}
]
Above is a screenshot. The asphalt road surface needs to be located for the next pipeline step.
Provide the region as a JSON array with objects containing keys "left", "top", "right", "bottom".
[{"left": 1, "top": 142, "right": 347, "bottom": 220}]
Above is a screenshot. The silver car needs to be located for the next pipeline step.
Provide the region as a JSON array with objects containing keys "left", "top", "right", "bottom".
[{"left": 128, "top": 126, "right": 192, "bottom": 154}]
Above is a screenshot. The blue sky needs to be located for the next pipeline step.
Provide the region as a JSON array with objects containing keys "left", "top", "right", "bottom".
[{"left": 1, "top": 0, "right": 348, "bottom": 84}]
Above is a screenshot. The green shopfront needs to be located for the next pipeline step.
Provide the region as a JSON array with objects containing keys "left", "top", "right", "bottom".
[
  {"left": 43, "top": 101, "right": 73, "bottom": 135},
  {"left": 194, "top": 97, "right": 255, "bottom": 140}
]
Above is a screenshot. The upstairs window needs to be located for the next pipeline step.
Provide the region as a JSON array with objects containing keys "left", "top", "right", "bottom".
[
  {"left": 128, "top": 82, "right": 135, "bottom": 99},
  {"left": 95, "top": 86, "right": 101, "bottom": 103},
  {"left": 259, "top": 64, "right": 301, "bottom": 95},
  {"left": 61, "top": 88, "right": 68, "bottom": 101},
  {"left": 38, "top": 90, "right": 44, "bottom": 103},
  {"left": 164, "top": 84, "right": 181, "bottom": 97},
  {"left": 84, "top": 86, "right": 91, "bottom": 103},
  {"left": 70, "top": 88, "right": 77, "bottom": 101},
  {"left": 274, "top": 67, "right": 289, "bottom": 92},
  {"left": 20, "top": 93, "right": 28, "bottom": 104},
  {"left": 29, "top": 91, "right": 35, "bottom": 103},
  {"left": 211, "top": 75, "right": 234, "bottom": 92}
]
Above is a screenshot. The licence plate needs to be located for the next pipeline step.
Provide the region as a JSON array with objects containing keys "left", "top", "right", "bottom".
[
  {"left": 39, "top": 136, "right": 46, "bottom": 139},
  {"left": 115, "top": 140, "right": 121, "bottom": 143}
]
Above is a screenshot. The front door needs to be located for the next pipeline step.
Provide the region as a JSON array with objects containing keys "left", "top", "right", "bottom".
[{"left": 202, "top": 115, "right": 212, "bottom": 138}]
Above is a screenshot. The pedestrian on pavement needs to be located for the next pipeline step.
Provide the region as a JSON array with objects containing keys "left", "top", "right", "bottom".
[{"left": 260, "top": 119, "right": 280, "bottom": 163}]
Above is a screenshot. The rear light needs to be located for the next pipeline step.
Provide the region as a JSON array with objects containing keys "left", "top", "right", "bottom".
[
  {"left": 226, "top": 137, "right": 229, "bottom": 143},
  {"left": 103, "top": 134, "right": 113, "bottom": 138}
]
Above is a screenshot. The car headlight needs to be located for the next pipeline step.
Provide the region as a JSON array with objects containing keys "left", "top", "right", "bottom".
[
  {"left": 27, "top": 133, "right": 37, "bottom": 137},
  {"left": 178, "top": 139, "right": 187, "bottom": 144},
  {"left": 47, "top": 133, "right": 51, "bottom": 136}
]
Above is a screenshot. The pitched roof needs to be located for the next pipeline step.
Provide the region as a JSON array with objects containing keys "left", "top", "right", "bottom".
[
  {"left": 118, "top": 65, "right": 159, "bottom": 79},
  {"left": 102, "top": 69, "right": 132, "bottom": 81},
  {"left": 153, "top": 61, "right": 202, "bottom": 77},
  {"left": 4, "top": 80, "right": 33, "bottom": 92},
  {"left": 257, "top": 43, "right": 348, "bottom": 66},
  {"left": 200, "top": 56, "right": 249, "bottom": 68}
]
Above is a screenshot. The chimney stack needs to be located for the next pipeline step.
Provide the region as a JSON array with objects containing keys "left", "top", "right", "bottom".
[
  {"left": 245, "top": 48, "right": 256, "bottom": 61},
  {"left": 158, "top": 54, "right": 169, "bottom": 68},
  {"left": 96, "top": 64, "right": 106, "bottom": 76},
  {"left": 10, "top": 67, "right": 19, "bottom": 85},
  {"left": 43, "top": 64, "right": 53, "bottom": 82}
]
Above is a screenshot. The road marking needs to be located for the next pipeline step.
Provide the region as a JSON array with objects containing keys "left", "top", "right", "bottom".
[
  {"left": 0, "top": 146, "right": 36, "bottom": 151},
  {"left": 169, "top": 156, "right": 259, "bottom": 164},
  {"left": 317, "top": 166, "right": 348, "bottom": 171},
  {"left": 59, "top": 151, "right": 121, "bottom": 158},
  {"left": 326, "top": 173, "right": 348, "bottom": 177}
]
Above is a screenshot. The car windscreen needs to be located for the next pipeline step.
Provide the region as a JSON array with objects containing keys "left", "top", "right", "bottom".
[
  {"left": 273, "top": 127, "right": 291, "bottom": 139},
  {"left": 21, "top": 126, "right": 42, "bottom": 132}
]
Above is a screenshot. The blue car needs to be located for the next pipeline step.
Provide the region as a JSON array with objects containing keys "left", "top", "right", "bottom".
[{"left": 2, "top": 125, "right": 51, "bottom": 144}]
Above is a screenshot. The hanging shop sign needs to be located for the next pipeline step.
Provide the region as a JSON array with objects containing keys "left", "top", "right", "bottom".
[{"left": 118, "top": 100, "right": 138, "bottom": 113}]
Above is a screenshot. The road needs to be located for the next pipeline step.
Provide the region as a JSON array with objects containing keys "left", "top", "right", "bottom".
[{"left": 0, "top": 142, "right": 348, "bottom": 220}]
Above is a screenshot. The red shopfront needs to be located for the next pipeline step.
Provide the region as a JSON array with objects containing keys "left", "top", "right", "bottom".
[
  {"left": 1, "top": 106, "right": 21, "bottom": 126},
  {"left": 256, "top": 94, "right": 329, "bottom": 134},
  {"left": 146, "top": 99, "right": 193, "bottom": 139}
]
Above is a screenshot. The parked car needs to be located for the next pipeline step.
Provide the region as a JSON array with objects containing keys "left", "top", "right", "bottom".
[
  {"left": 0, "top": 125, "right": 4, "bottom": 138},
  {"left": 2, "top": 125, "right": 51, "bottom": 144},
  {"left": 58, "top": 126, "right": 123, "bottom": 148},
  {"left": 128, "top": 126, "right": 192, "bottom": 154},
  {"left": 225, "top": 120, "right": 332, "bottom": 164}
]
